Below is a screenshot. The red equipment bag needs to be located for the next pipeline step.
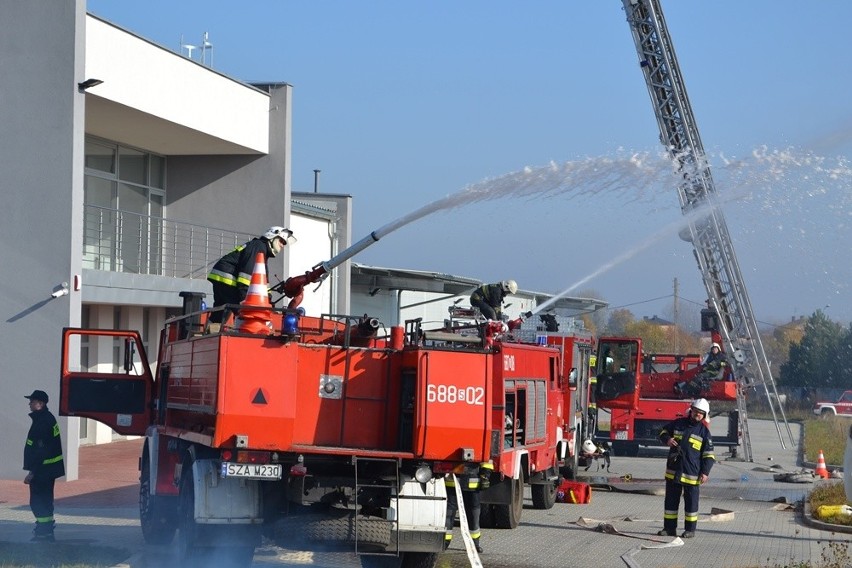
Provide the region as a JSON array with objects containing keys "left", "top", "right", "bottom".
[{"left": 556, "top": 479, "right": 591, "bottom": 504}]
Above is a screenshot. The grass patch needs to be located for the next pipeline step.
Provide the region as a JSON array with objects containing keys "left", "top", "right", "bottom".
[
  {"left": 0, "top": 541, "right": 128, "bottom": 568},
  {"left": 803, "top": 417, "right": 849, "bottom": 465},
  {"left": 809, "top": 482, "right": 852, "bottom": 527}
]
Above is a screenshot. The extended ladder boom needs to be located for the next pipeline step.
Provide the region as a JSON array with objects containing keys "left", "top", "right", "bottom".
[{"left": 620, "top": 0, "right": 794, "bottom": 460}]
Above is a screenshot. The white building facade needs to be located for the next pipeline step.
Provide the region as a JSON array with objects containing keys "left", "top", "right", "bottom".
[{"left": 0, "top": 3, "right": 349, "bottom": 481}]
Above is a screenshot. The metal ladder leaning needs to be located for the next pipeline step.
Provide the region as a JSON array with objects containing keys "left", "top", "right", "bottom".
[
  {"left": 620, "top": 0, "right": 795, "bottom": 461},
  {"left": 735, "top": 384, "right": 753, "bottom": 461}
]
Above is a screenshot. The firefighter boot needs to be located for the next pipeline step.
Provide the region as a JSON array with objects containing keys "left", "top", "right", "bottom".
[
  {"left": 473, "top": 537, "right": 483, "bottom": 553},
  {"left": 31, "top": 521, "right": 55, "bottom": 542}
]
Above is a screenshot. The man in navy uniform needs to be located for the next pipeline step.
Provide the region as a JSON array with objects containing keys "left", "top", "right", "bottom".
[
  {"left": 657, "top": 398, "right": 714, "bottom": 539},
  {"left": 24, "top": 389, "right": 65, "bottom": 541}
]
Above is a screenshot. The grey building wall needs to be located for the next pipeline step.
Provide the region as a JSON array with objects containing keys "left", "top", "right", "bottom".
[
  {"left": 0, "top": 0, "right": 86, "bottom": 480},
  {"left": 166, "top": 84, "right": 293, "bottom": 286}
]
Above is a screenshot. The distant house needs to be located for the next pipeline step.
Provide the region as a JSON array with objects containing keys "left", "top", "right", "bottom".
[{"left": 643, "top": 315, "right": 675, "bottom": 329}]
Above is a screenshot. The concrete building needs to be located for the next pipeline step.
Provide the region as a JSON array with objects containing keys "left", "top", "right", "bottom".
[
  {"left": 0, "top": 1, "right": 604, "bottom": 484},
  {"left": 0, "top": 2, "right": 350, "bottom": 481}
]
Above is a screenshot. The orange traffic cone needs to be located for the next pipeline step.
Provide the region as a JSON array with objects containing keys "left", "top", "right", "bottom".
[
  {"left": 236, "top": 253, "right": 273, "bottom": 335},
  {"left": 814, "top": 449, "right": 829, "bottom": 479}
]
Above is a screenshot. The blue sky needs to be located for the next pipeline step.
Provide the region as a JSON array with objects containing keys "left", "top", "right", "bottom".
[{"left": 86, "top": 1, "right": 852, "bottom": 325}]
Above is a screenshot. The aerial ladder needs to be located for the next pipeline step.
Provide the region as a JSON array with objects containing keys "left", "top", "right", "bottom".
[{"left": 620, "top": 0, "right": 794, "bottom": 461}]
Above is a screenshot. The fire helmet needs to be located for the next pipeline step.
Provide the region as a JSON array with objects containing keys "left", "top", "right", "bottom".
[
  {"left": 502, "top": 279, "right": 518, "bottom": 294},
  {"left": 691, "top": 398, "right": 710, "bottom": 415},
  {"left": 711, "top": 342, "right": 721, "bottom": 351},
  {"left": 263, "top": 226, "right": 297, "bottom": 245},
  {"left": 582, "top": 439, "right": 597, "bottom": 454}
]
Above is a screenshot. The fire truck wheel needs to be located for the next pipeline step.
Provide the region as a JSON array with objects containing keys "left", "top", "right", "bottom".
[
  {"left": 176, "top": 461, "right": 255, "bottom": 567},
  {"left": 494, "top": 477, "right": 523, "bottom": 529},
  {"left": 531, "top": 480, "right": 557, "bottom": 510},
  {"left": 479, "top": 504, "right": 496, "bottom": 529},
  {"left": 139, "top": 448, "right": 177, "bottom": 545},
  {"left": 178, "top": 463, "right": 202, "bottom": 565}
]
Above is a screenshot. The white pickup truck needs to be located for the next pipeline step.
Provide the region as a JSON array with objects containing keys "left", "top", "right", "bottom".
[{"left": 813, "top": 390, "right": 852, "bottom": 417}]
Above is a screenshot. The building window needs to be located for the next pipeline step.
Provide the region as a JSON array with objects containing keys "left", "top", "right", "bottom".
[{"left": 84, "top": 137, "right": 165, "bottom": 275}]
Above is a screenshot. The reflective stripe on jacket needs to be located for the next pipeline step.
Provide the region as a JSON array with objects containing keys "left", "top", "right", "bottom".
[
  {"left": 208, "top": 238, "right": 270, "bottom": 288},
  {"left": 659, "top": 416, "right": 714, "bottom": 485},
  {"left": 24, "top": 407, "right": 65, "bottom": 479},
  {"left": 445, "top": 462, "right": 494, "bottom": 491}
]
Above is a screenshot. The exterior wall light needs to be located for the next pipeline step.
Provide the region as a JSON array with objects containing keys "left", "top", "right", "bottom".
[{"left": 78, "top": 78, "right": 104, "bottom": 91}]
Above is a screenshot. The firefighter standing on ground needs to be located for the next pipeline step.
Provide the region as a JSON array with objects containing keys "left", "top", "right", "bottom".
[
  {"left": 23, "top": 390, "right": 65, "bottom": 542},
  {"left": 470, "top": 280, "right": 517, "bottom": 321},
  {"left": 658, "top": 398, "right": 714, "bottom": 539},
  {"left": 445, "top": 462, "right": 493, "bottom": 553},
  {"left": 207, "top": 226, "right": 296, "bottom": 323}
]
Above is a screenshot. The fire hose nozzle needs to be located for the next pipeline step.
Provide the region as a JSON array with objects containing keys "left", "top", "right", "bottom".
[{"left": 507, "top": 311, "right": 533, "bottom": 331}]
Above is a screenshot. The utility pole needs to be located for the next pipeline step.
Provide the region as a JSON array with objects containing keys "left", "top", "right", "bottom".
[{"left": 673, "top": 277, "right": 679, "bottom": 353}]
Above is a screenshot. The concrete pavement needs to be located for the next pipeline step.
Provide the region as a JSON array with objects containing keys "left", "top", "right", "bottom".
[{"left": 1, "top": 421, "right": 850, "bottom": 567}]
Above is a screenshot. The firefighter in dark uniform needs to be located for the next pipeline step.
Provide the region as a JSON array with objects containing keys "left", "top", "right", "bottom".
[
  {"left": 23, "top": 390, "right": 65, "bottom": 542},
  {"left": 444, "top": 462, "right": 493, "bottom": 553},
  {"left": 470, "top": 280, "right": 517, "bottom": 321},
  {"left": 207, "top": 226, "right": 296, "bottom": 323},
  {"left": 658, "top": 398, "right": 714, "bottom": 538}
]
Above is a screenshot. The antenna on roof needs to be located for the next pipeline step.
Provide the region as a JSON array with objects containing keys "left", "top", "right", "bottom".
[
  {"left": 200, "top": 32, "right": 213, "bottom": 67},
  {"left": 179, "top": 35, "right": 197, "bottom": 61}
]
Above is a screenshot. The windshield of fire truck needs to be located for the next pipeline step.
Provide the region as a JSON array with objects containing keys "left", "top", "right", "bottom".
[{"left": 596, "top": 340, "right": 638, "bottom": 376}]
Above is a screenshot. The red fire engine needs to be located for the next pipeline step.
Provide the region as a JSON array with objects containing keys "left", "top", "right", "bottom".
[
  {"left": 592, "top": 335, "right": 740, "bottom": 457},
  {"left": 58, "top": 250, "right": 593, "bottom": 567}
]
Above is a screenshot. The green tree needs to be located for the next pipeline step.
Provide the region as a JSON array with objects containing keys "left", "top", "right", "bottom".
[
  {"left": 762, "top": 318, "right": 804, "bottom": 378},
  {"left": 574, "top": 288, "right": 607, "bottom": 333},
  {"left": 623, "top": 320, "right": 669, "bottom": 353},
  {"left": 837, "top": 324, "right": 852, "bottom": 387},
  {"left": 606, "top": 308, "right": 635, "bottom": 335},
  {"left": 779, "top": 310, "right": 844, "bottom": 387}
]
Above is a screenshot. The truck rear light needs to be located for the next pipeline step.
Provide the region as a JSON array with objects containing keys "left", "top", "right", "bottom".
[
  {"left": 234, "top": 450, "right": 271, "bottom": 464},
  {"left": 432, "top": 462, "right": 474, "bottom": 475},
  {"left": 290, "top": 464, "right": 308, "bottom": 477},
  {"left": 432, "top": 462, "right": 459, "bottom": 474}
]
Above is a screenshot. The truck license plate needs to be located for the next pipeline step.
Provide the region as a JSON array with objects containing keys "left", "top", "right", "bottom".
[
  {"left": 615, "top": 431, "right": 628, "bottom": 440},
  {"left": 221, "top": 462, "right": 282, "bottom": 480}
]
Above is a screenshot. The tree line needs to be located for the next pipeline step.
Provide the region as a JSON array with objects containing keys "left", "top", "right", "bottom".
[{"left": 580, "top": 302, "right": 849, "bottom": 391}]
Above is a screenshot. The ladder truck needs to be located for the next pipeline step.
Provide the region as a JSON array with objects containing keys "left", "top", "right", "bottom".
[{"left": 620, "top": 0, "right": 794, "bottom": 460}]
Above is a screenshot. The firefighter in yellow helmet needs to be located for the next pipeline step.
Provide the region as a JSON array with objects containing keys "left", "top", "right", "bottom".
[{"left": 444, "top": 462, "right": 493, "bottom": 553}]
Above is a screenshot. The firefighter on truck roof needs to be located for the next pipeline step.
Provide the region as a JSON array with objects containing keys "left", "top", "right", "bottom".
[
  {"left": 470, "top": 280, "right": 517, "bottom": 321},
  {"left": 207, "top": 226, "right": 296, "bottom": 324}
]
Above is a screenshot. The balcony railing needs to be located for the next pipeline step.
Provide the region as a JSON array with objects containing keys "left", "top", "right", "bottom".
[{"left": 83, "top": 204, "right": 254, "bottom": 279}]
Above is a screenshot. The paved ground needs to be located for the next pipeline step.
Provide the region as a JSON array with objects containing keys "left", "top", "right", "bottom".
[{"left": 1, "top": 420, "right": 849, "bottom": 568}]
